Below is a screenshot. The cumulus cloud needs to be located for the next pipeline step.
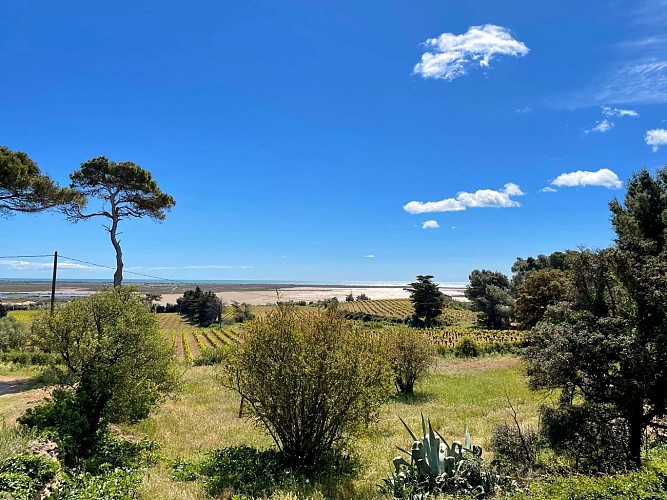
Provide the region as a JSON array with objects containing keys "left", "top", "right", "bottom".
[
  {"left": 364, "top": 255, "right": 376, "bottom": 258},
  {"left": 540, "top": 186, "right": 558, "bottom": 193},
  {"left": 551, "top": 168, "right": 622, "bottom": 189},
  {"left": 421, "top": 220, "right": 440, "bottom": 229},
  {"left": 585, "top": 106, "right": 638, "bottom": 134},
  {"left": 413, "top": 24, "right": 529, "bottom": 81},
  {"left": 403, "top": 183, "right": 524, "bottom": 214},
  {"left": 645, "top": 128, "right": 667, "bottom": 151}
]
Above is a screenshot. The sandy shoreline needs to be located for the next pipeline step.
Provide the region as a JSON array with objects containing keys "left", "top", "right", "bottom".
[{"left": 0, "top": 281, "right": 466, "bottom": 306}]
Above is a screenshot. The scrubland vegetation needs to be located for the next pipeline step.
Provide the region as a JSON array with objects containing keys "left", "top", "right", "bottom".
[{"left": 2, "top": 166, "right": 667, "bottom": 499}]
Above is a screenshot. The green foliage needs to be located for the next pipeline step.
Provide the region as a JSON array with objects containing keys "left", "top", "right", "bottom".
[
  {"left": 0, "top": 350, "right": 60, "bottom": 365},
  {"left": 0, "top": 303, "right": 6, "bottom": 319},
  {"left": 177, "top": 286, "right": 224, "bottom": 326},
  {"left": 465, "top": 270, "right": 514, "bottom": 329},
  {"left": 345, "top": 293, "right": 355, "bottom": 302},
  {"left": 454, "top": 335, "right": 479, "bottom": 358},
  {"left": 0, "top": 145, "right": 81, "bottom": 216},
  {"left": 356, "top": 293, "right": 370, "bottom": 301},
  {"left": 24, "top": 287, "right": 179, "bottom": 461},
  {"left": 386, "top": 327, "right": 435, "bottom": 395},
  {"left": 514, "top": 268, "right": 571, "bottom": 328},
  {"left": 0, "top": 316, "right": 27, "bottom": 352},
  {"left": 231, "top": 301, "right": 254, "bottom": 323},
  {"left": 0, "top": 454, "right": 60, "bottom": 498},
  {"left": 221, "top": 305, "right": 393, "bottom": 470},
  {"left": 193, "top": 346, "right": 229, "bottom": 366},
  {"left": 511, "top": 250, "right": 574, "bottom": 288},
  {"left": 522, "top": 448, "right": 667, "bottom": 500},
  {"left": 383, "top": 415, "right": 508, "bottom": 498},
  {"left": 490, "top": 421, "right": 542, "bottom": 472},
  {"left": 171, "top": 445, "right": 356, "bottom": 498},
  {"left": 53, "top": 467, "right": 141, "bottom": 500},
  {"left": 405, "top": 275, "right": 447, "bottom": 328}
]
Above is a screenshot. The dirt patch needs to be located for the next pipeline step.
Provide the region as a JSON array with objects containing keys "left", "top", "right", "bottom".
[
  {"left": 432, "top": 355, "right": 523, "bottom": 375},
  {"left": 0, "top": 376, "right": 33, "bottom": 396}
]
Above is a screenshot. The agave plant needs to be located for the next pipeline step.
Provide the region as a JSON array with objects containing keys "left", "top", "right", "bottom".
[{"left": 384, "top": 414, "right": 498, "bottom": 499}]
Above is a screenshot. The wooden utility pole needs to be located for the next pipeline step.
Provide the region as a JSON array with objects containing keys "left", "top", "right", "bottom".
[{"left": 50, "top": 251, "right": 58, "bottom": 313}]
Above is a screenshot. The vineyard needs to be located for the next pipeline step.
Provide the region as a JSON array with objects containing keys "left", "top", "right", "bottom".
[
  {"left": 159, "top": 313, "right": 241, "bottom": 363},
  {"left": 160, "top": 304, "right": 523, "bottom": 363}
]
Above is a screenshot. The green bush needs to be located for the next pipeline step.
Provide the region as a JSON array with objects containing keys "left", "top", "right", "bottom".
[
  {"left": 454, "top": 336, "right": 479, "bottom": 358},
  {"left": 386, "top": 327, "right": 434, "bottom": 395},
  {"left": 220, "top": 305, "right": 393, "bottom": 470},
  {"left": 490, "top": 422, "right": 542, "bottom": 472},
  {"left": 0, "top": 454, "right": 60, "bottom": 498},
  {"left": 53, "top": 468, "right": 141, "bottom": 500},
  {"left": 0, "top": 316, "right": 27, "bottom": 352},
  {"left": 24, "top": 287, "right": 179, "bottom": 462}
]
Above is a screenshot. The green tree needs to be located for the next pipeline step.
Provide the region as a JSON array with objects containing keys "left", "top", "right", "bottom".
[
  {"left": 177, "top": 287, "right": 223, "bottom": 326},
  {"left": 0, "top": 302, "right": 6, "bottom": 319},
  {"left": 404, "top": 275, "right": 446, "bottom": 328},
  {"left": 464, "top": 270, "right": 513, "bottom": 329},
  {"left": 514, "top": 268, "right": 571, "bottom": 328},
  {"left": 510, "top": 250, "right": 574, "bottom": 288},
  {"left": 221, "top": 305, "right": 393, "bottom": 470},
  {"left": 65, "top": 157, "right": 175, "bottom": 286},
  {"left": 21, "top": 287, "right": 179, "bottom": 461},
  {"left": 0, "top": 146, "right": 80, "bottom": 217},
  {"left": 527, "top": 166, "right": 667, "bottom": 469},
  {"left": 0, "top": 316, "right": 26, "bottom": 352}
]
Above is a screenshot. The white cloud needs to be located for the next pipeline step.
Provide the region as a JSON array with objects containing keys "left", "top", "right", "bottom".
[
  {"left": 0, "top": 260, "right": 94, "bottom": 270},
  {"left": 514, "top": 107, "right": 532, "bottom": 113},
  {"left": 403, "top": 183, "right": 524, "bottom": 214},
  {"left": 589, "top": 119, "right": 614, "bottom": 133},
  {"left": 364, "top": 254, "right": 376, "bottom": 258},
  {"left": 602, "top": 106, "right": 639, "bottom": 117},
  {"left": 413, "top": 24, "right": 529, "bottom": 81},
  {"left": 540, "top": 186, "right": 558, "bottom": 193},
  {"left": 421, "top": 220, "right": 440, "bottom": 229},
  {"left": 645, "top": 128, "right": 667, "bottom": 151},
  {"left": 551, "top": 168, "right": 622, "bottom": 189}
]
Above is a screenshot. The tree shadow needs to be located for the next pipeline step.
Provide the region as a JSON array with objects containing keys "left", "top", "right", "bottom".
[{"left": 392, "top": 392, "right": 433, "bottom": 405}]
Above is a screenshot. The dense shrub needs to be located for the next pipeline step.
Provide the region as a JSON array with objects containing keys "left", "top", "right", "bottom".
[
  {"left": 539, "top": 403, "right": 630, "bottom": 473},
  {"left": 23, "top": 287, "right": 179, "bottom": 462},
  {"left": 454, "top": 335, "right": 479, "bottom": 357},
  {"left": 0, "top": 316, "right": 27, "bottom": 352},
  {"left": 220, "top": 305, "right": 393, "bottom": 470},
  {"left": 0, "top": 454, "right": 60, "bottom": 498},
  {"left": 386, "top": 326, "right": 434, "bottom": 395},
  {"left": 491, "top": 422, "right": 543, "bottom": 472},
  {"left": 231, "top": 301, "right": 254, "bottom": 323}
]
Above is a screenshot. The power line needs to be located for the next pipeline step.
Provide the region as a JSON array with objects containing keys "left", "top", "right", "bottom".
[
  {"left": 0, "top": 255, "right": 54, "bottom": 259},
  {"left": 58, "top": 255, "right": 180, "bottom": 283}
]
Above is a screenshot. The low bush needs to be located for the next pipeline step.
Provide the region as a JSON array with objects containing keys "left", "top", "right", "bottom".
[
  {"left": 0, "top": 454, "right": 60, "bottom": 498},
  {"left": 521, "top": 448, "right": 667, "bottom": 499},
  {"left": 454, "top": 336, "right": 479, "bottom": 357},
  {"left": 0, "top": 316, "right": 28, "bottom": 352},
  {"left": 170, "top": 445, "right": 356, "bottom": 498},
  {"left": 491, "top": 422, "right": 543, "bottom": 472},
  {"left": 386, "top": 327, "right": 434, "bottom": 395},
  {"left": 220, "top": 305, "right": 393, "bottom": 470}
]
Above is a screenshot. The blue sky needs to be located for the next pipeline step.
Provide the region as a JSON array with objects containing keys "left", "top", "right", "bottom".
[{"left": 1, "top": 0, "right": 667, "bottom": 283}]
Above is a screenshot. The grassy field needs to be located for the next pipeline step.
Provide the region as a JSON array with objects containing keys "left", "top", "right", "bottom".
[
  {"left": 125, "top": 355, "right": 544, "bottom": 499},
  {"left": 6, "top": 310, "right": 41, "bottom": 323}
]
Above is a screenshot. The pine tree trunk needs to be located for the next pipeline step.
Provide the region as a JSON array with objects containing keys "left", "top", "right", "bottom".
[{"left": 110, "top": 215, "right": 123, "bottom": 287}]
